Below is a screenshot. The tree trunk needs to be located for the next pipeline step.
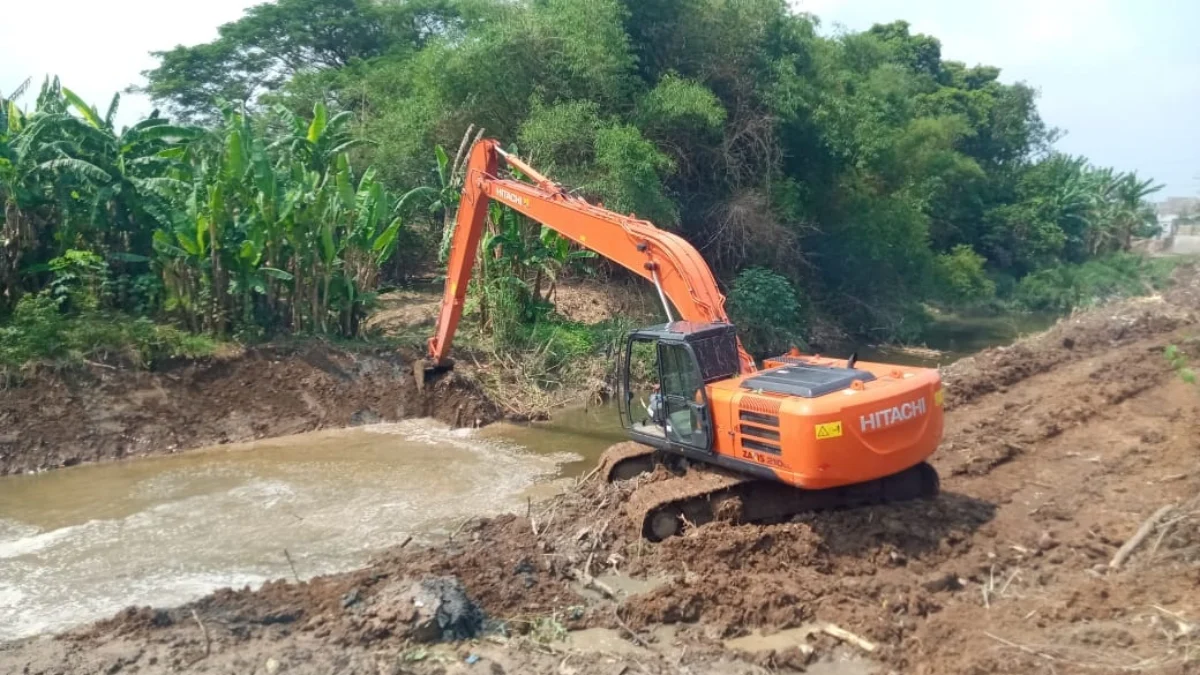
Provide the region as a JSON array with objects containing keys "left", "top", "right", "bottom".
[{"left": 208, "top": 223, "right": 226, "bottom": 336}]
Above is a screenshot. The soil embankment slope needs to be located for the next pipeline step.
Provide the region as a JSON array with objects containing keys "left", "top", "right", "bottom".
[
  {"left": 0, "top": 279, "right": 653, "bottom": 476},
  {"left": 0, "top": 346, "right": 498, "bottom": 476},
  {"left": 4, "top": 270, "right": 1200, "bottom": 674}
]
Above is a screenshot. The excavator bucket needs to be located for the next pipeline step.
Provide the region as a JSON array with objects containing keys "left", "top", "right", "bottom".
[{"left": 413, "top": 358, "right": 454, "bottom": 393}]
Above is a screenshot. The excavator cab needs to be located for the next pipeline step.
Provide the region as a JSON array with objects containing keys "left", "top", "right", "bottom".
[{"left": 619, "top": 322, "right": 742, "bottom": 455}]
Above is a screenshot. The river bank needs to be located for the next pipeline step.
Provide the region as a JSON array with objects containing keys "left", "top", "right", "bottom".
[
  {"left": 0, "top": 280, "right": 648, "bottom": 477},
  {"left": 0, "top": 345, "right": 500, "bottom": 477},
  {"left": 4, "top": 268, "right": 1200, "bottom": 674}
]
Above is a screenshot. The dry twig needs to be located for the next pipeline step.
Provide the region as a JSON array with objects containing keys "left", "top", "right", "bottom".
[
  {"left": 820, "top": 623, "right": 877, "bottom": 653},
  {"left": 1110, "top": 505, "right": 1176, "bottom": 570},
  {"left": 577, "top": 464, "right": 602, "bottom": 485},
  {"left": 614, "top": 610, "right": 652, "bottom": 649},
  {"left": 191, "top": 609, "right": 211, "bottom": 660},
  {"left": 984, "top": 632, "right": 1056, "bottom": 662},
  {"left": 568, "top": 565, "right": 617, "bottom": 599},
  {"left": 449, "top": 516, "right": 474, "bottom": 543},
  {"left": 283, "top": 549, "right": 300, "bottom": 582}
]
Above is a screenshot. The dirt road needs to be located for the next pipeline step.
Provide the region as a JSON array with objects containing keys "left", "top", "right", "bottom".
[{"left": 4, "top": 272, "right": 1200, "bottom": 674}]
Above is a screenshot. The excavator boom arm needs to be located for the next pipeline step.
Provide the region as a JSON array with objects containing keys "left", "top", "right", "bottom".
[{"left": 428, "top": 139, "right": 755, "bottom": 372}]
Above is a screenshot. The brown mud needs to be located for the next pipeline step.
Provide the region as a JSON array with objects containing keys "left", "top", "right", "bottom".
[
  {"left": 0, "top": 345, "right": 499, "bottom": 476},
  {"left": 5, "top": 269, "right": 1200, "bottom": 674},
  {"left": 0, "top": 278, "right": 640, "bottom": 477}
]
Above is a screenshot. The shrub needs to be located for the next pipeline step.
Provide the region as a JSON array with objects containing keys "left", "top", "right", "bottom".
[
  {"left": 0, "top": 291, "right": 218, "bottom": 383},
  {"left": 1165, "top": 343, "right": 1197, "bottom": 385},
  {"left": 934, "top": 245, "right": 996, "bottom": 306},
  {"left": 727, "top": 268, "right": 806, "bottom": 357},
  {"left": 1015, "top": 254, "right": 1178, "bottom": 312}
]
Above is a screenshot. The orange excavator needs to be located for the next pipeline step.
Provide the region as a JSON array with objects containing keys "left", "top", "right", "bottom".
[{"left": 428, "top": 139, "right": 943, "bottom": 540}]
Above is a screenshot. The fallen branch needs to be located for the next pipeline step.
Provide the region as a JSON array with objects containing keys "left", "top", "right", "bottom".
[
  {"left": 577, "top": 464, "right": 602, "bottom": 485},
  {"left": 568, "top": 566, "right": 617, "bottom": 599},
  {"left": 283, "top": 549, "right": 300, "bottom": 582},
  {"left": 1110, "top": 505, "right": 1176, "bottom": 570},
  {"left": 449, "top": 516, "right": 474, "bottom": 543},
  {"left": 613, "top": 610, "right": 651, "bottom": 649},
  {"left": 820, "top": 623, "right": 877, "bottom": 653},
  {"left": 191, "top": 609, "right": 211, "bottom": 659}
]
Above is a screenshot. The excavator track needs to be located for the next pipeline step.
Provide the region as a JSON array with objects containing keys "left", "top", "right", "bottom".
[
  {"left": 600, "top": 443, "right": 940, "bottom": 541},
  {"left": 598, "top": 442, "right": 663, "bottom": 482},
  {"left": 625, "top": 465, "right": 750, "bottom": 541}
]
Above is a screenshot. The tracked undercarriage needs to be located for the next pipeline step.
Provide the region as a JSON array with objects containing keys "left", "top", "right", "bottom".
[{"left": 599, "top": 442, "right": 940, "bottom": 541}]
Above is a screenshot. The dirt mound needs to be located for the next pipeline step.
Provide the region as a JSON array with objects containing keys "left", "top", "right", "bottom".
[
  {"left": 0, "top": 345, "right": 499, "bottom": 475},
  {"left": 940, "top": 263, "right": 1200, "bottom": 411},
  {"left": 944, "top": 297, "right": 1194, "bottom": 411}
]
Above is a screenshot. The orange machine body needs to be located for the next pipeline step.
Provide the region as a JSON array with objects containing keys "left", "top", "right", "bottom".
[
  {"left": 703, "top": 356, "right": 943, "bottom": 489},
  {"left": 429, "top": 139, "right": 943, "bottom": 491}
]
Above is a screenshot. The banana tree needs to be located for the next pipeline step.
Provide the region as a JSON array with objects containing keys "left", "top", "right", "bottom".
[
  {"left": 1113, "top": 172, "right": 1164, "bottom": 248},
  {"left": 285, "top": 152, "right": 401, "bottom": 335},
  {"left": 271, "top": 101, "right": 369, "bottom": 175},
  {"left": 16, "top": 84, "right": 202, "bottom": 272},
  {"left": 531, "top": 227, "right": 596, "bottom": 302},
  {"left": 1, "top": 83, "right": 31, "bottom": 308}
]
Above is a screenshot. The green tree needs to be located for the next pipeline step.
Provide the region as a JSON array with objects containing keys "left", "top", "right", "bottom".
[
  {"left": 140, "top": 0, "right": 404, "bottom": 121},
  {"left": 118, "top": 0, "right": 1171, "bottom": 344}
]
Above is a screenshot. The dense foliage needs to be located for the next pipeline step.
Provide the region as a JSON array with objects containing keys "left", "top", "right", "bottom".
[
  {"left": 1013, "top": 253, "right": 1177, "bottom": 313},
  {"left": 2, "top": 79, "right": 405, "bottom": 349},
  {"left": 0, "top": 251, "right": 216, "bottom": 380},
  {"left": 727, "top": 268, "right": 805, "bottom": 356},
  {"left": 4, "top": 0, "right": 1170, "bottom": 372},
  {"left": 136, "top": 0, "right": 1163, "bottom": 337}
]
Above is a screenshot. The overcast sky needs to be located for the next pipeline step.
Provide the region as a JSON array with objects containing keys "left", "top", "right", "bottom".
[{"left": 2, "top": 0, "right": 1196, "bottom": 197}]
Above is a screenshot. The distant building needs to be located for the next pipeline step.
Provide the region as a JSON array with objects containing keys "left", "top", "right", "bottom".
[{"left": 1157, "top": 197, "right": 1200, "bottom": 238}]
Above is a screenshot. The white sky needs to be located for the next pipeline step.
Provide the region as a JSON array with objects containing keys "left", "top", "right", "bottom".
[
  {"left": 2, "top": 0, "right": 1196, "bottom": 196},
  {"left": 0, "top": 0, "right": 259, "bottom": 121}
]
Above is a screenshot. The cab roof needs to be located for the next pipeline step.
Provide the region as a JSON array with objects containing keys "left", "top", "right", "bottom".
[{"left": 628, "top": 321, "right": 736, "bottom": 343}]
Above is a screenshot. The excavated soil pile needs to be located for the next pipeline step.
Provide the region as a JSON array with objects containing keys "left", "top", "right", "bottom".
[
  {"left": 0, "top": 345, "right": 498, "bottom": 475},
  {"left": 5, "top": 267, "right": 1200, "bottom": 674}
]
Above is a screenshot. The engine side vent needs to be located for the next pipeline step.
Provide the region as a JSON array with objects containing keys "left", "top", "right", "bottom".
[
  {"left": 738, "top": 395, "right": 782, "bottom": 455},
  {"left": 739, "top": 411, "right": 779, "bottom": 426},
  {"left": 739, "top": 395, "right": 781, "bottom": 416}
]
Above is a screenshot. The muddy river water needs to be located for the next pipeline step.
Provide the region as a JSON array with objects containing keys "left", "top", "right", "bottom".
[{"left": 0, "top": 407, "right": 625, "bottom": 641}]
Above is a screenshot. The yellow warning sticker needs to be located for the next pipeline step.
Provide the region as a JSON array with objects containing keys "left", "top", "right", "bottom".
[
  {"left": 934, "top": 389, "right": 944, "bottom": 407},
  {"left": 815, "top": 421, "right": 843, "bottom": 440}
]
